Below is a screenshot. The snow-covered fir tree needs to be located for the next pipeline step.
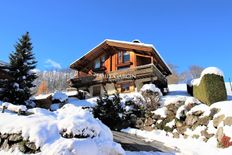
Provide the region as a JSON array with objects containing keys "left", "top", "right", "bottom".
[{"left": 4, "top": 32, "right": 37, "bottom": 104}]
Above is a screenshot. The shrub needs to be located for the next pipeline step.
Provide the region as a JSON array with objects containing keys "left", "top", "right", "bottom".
[
  {"left": 193, "top": 74, "right": 227, "bottom": 105},
  {"left": 140, "top": 84, "right": 162, "bottom": 110},
  {"left": 93, "top": 94, "right": 147, "bottom": 130},
  {"left": 93, "top": 94, "right": 124, "bottom": 131}
]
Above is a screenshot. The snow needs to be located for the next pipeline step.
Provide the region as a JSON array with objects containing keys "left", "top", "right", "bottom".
[
  {"left": 187, "top": 104, "right": 211, "bottom": 117},
  {"left": 0, "top": 104, "right": 124, "bottom": 155},
  {"left": 210, "top": 101, "right": 232, "bottom": 118},
  {"left": 153, "top": 107, "right": 167, "bottom": 118},
  {"left": 121, "top": 83, "right": 232, "bottom": 155},
  {"left": 50, "top": 103, "right": 60, "bottom": 111},
  {"left": 201, "top": 67, "right": 224, "bottom": 77},
  {"left": 223, "top": 125, "right": 232, "bottom": 138},
  {"left": 192, "top": 67, "right": 224, "bottom": 86},
  {"left": 65, "top": 90, "right": 78, "bottom": 96},
  {"left": 207, "top": 121, "right": 217, "bottom": 134},
  {"left": 176, "top": 105, "right": 185, "bottom": 119},
  {"left": 140, "top": 84, "right": 162, "bottom": 96},
  {"left": 2, "top": 102, "right": 27, "bottom": 112},
  {"left": 185, "top": 125, "right": 207, "bottom": 138},
  {"left": 33, "top": 94, "right": 52, "bottom": 100},
  {"left": 126, "top": 151, "right": 174, "bottom": 155},
  {"left": 52, "top": 91, "right": 68, "bottom": 102},
  {"left": 68, "top": 97, "right": 97, "bottom": 107},
  {"left": 166, "top": 120, "right": 175, "bottom": 128},
  {"left": 122, "top": 128, "right": 232, "bottom": 155}
]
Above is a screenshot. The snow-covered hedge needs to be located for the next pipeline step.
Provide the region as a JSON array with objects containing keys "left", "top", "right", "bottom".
[
  {"left": 193, "top": 73, "right": 227, "bottom": 105},
  {"left": 0, "top": 104, "right": 125, "bottom": 155}
]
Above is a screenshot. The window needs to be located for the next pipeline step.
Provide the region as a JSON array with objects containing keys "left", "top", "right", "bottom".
[
  {"left": 118, "top": 51, "right": 130, "bottom": 64},
  {"left": 94, "top": 58, "right": 100, "bottom": 69},
  {"left": 121, "top": 83, "right": 130, "bottom": 93},
  {"left": 123, "top": 52, "right": 130, "bottom": 62},
  {"left": 93, "top": 85, "right": 101, "bottom": 96},
  {"left": 94, "top": 54, "right": 106, "bottom": 69}
]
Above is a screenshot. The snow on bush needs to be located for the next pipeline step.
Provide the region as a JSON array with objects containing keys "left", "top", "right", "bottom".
[
  {"left": 0, "top": 104, "right": 124, "bottom": 155},
  {"left": 140, "top": 84, "right": 162, "bottom": 96},
  {"left": 192, "top": 67, "right": 224, "bottom": 86}
]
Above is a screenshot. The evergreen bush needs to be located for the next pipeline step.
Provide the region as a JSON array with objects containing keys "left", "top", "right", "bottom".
[
  {"left": 193, "top": 74, "right": 227, "bottom": 105},
  {"left": 93, "top": 94, "right": 146, "bottom": 130}
]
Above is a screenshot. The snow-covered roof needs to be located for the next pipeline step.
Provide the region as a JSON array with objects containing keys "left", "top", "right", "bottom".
[{"left": 70, "top": 39, "right": 172, "bottom": 75}]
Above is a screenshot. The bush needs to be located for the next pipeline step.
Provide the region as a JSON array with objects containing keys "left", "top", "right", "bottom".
[
  {"left": 93, "top": 94, "right": 146, "bottom": 130},
  {"left": 193, "top": 74, "right": 227, "bottom": 105},
  {"left": 140, "top": 84, "right": 162, "bottom": 110}
]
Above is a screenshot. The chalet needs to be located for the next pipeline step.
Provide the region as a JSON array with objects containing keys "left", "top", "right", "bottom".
[{"left": 70, "top": 39, "right": 172, "bottom": 97}]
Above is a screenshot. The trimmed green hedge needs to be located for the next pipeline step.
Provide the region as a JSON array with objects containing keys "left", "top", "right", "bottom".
[{"left": 193, "top": 74, "right": 227, "bottom": 105}]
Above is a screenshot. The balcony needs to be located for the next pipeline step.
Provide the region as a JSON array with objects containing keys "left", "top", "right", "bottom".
[{"left": 70, "top": 63, "right": 167, "bottom": 88}]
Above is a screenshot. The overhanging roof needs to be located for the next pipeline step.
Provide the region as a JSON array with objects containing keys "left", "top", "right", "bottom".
[{"left": 70, "top": 39, "right": 172, "bottom": 75}]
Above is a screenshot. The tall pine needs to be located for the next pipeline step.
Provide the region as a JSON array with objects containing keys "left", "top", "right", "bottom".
[{"left": 6, "top": 32, "right": 37, "bottom": 104}]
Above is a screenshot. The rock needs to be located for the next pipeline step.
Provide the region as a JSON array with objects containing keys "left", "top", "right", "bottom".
[
  {"left": 223, "top": 117, "right": 232, "bottom": 126},
  {"left": 135, "top": 118, "right": 144, "bottom": 129},
  {"left": 196, "top": 116, "right": 210, "bottom": 126},
  {"left": 8, "top": 134, "right": 23, "bottom": 142},
  {"left": 173, "top": 132, "right": 180, "bottom": 138},
  {"left": 144, "top": 117, "right": 154, "bottom": 126},
  {"left": 201, "top": 130, "right": 214, "bottom": 139},
  {"left": 186, "top": 115, "right": 198, "bottom": 126},
  {"left": 213, "top": 115, "right": 225, "bottom": 128},
  {"left": 176, "top": 121, "right": 183, "bottom": 128},
  {"left": 192, "top": 110, "right": 204, "bottom": 116},
  {"left": 1, "top": 139, "right": 10, "bottom": 150},
  {"left": 143, "top": 126, "right": 153, "bottom": 131},
  {"left": 192, "top": 134, "right": 200, "bottom": 139},
  {"left": 216, "top": 127, "right": 224, "bottom": 142},
  {"left": 25, "top": 142, "right": 37, "bottom": 151},
  {"left": 209, "top": 108, "right": 219, "bottom": 119},
  {"left": 18, "top": 141, "right": 27, "bottom": 153},
  {"left": 177, "top": 126, "right": 187, "bottom": 134},
  {"left": 1, "top": 133, "right": 9, "bottom": 139},
  {"left": 185, "top": 103, "right": 195, "bottom": 111}
]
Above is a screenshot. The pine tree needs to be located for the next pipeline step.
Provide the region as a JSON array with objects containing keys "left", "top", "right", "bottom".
[{"left": 4, "top": 32, "right": 37, "bottom": 104}]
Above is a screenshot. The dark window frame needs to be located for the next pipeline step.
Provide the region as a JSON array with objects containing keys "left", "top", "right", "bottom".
[{"left": 118, "top": 51, "right": 130, "bottom": 64}]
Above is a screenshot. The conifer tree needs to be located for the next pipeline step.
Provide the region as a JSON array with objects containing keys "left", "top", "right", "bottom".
[{"left": 4, "top": 32, "right": 37, "bottom": 104}]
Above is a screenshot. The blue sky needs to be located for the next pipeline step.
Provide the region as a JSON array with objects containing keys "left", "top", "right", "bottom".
[{"left": 0, "top": 0, "right": 231, "bottom": 80}]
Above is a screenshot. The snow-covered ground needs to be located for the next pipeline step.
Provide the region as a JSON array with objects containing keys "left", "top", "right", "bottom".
[
  {"left": 0, "top": 104, "right": 124, "bottom": 155},
  {"left": 0, "top": 82, "right": 232, "bottom": 155},
  {"left": 121, "top": 83, "right": 232, "bottom": 155}
]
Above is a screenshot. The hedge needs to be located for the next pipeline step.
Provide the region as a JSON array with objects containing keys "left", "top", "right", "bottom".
[{"left": 193, "top": 74, "right": 227, "bottom": 105}]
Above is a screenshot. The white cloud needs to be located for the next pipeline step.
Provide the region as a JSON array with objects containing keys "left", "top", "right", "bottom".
[{"left": 45, "top": 59, "right": 62, "bottom": 69}]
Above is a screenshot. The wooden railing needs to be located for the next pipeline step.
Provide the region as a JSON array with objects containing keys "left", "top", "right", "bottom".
[{"left": 70, "top": 63, "right": 166, "bottom": 87}]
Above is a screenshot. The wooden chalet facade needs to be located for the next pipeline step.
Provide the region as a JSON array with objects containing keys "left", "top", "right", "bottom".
[{"left": 70, "top": 39, "right": 172, "bottom": 97}]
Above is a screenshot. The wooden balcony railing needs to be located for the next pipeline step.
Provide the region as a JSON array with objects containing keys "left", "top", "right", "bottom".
[{"left": 70, "top": 63, "right": 166, "bottom": 87}]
